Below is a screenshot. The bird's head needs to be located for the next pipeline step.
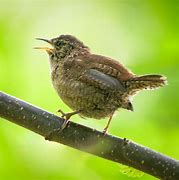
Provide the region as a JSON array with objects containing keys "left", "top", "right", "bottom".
[{"left": 35, "top": 35, "right": 89, "bottom": 60}]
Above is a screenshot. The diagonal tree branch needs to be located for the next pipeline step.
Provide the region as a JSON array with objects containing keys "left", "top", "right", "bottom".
[{"left": 0, "top": 91, "right": 178, "bottom": 179}]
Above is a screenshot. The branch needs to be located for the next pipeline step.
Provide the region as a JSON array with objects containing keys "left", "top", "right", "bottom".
[{"left": 0, "top": 92, "right": 178, "bottom": 179}]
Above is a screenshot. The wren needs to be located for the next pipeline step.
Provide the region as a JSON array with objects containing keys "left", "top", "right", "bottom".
[{"left": 36, "top": 35, "right": 167, "bottom": 133}]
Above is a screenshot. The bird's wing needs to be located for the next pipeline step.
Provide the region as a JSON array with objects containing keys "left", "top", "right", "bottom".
[
  {"left": 80, "top": 68, "right": 126, "bottom": 91},
  {"left": 79, "top": 54, "right": 135, "bottom": 81},
  {"left": 64, "top": 54, "right": 131, "bottom": 91}
]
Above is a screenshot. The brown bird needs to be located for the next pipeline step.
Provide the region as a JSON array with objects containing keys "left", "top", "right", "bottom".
[{"left": 36, "top": 35, "right": 167, "bottom": 133}]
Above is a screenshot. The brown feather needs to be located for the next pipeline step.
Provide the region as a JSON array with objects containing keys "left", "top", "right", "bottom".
[
  {"left": 125, "top": 74, "right": 167, "bottom": 96},
  {"left": 78, "top": 54, "right": 135, "bottom": 81}
]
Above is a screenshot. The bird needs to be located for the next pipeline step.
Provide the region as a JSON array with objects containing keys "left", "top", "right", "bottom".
[{"left": 35, "top": 34, "right": 167, "bottom": 134}]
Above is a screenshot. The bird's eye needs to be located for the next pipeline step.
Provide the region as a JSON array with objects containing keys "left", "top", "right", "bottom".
[{"left": 56, "top": 41, "right": 65, "bottom": 47}]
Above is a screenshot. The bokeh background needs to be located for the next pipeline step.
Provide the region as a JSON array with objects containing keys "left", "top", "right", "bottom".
[{"left": 0, "top": 0, "right": 179, "bottom": 179}]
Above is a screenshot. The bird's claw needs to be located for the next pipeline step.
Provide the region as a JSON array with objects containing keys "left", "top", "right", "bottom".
[
  {"left": 45, "top": 109, "right": 82, "bottom": 141},
  {"left": 102, "top": 128, "right": 108, "bottom": 135},
  {"left": 45, "top": 119, "right": 69, "bottom": 141},
  {"left": 57, "top": 109, "right": 66, "bottom": 118},
  {"left": 57, "top": 109, "right": 79, "bottom": 120}
]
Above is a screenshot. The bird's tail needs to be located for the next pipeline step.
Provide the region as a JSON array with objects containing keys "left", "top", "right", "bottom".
[{"left": 125, "top": 74, "right": 167, "bottom": 95}]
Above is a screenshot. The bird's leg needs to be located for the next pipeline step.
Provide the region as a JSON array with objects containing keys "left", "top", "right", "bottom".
[
  {"left": 102, "top": 111, "right": 115, "bottom": 134},
  {"left": 45, "top": 109, "right": 82, "bottom": 140},
  {"left": 57, "top": 109, "right": 82, "bottom": 130}
]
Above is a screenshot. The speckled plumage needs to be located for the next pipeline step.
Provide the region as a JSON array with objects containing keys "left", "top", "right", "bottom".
[{"left": 36, "top": 35, "right": 167, "bottom": 132}]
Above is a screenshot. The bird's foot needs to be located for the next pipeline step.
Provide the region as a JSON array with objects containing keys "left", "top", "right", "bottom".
[
  {"left": 57, "top": 109, "right": 81, "bottom": 121},
  {"left": 102, "top": 127, "right": 108, "bottom": 135},
  {"left": 57, "top": 109, "right": 82, "bottom": 131},
  {"left": 102, "top": 112, "right": 114, "bottom": 135},
  {"left": 45, "top": 119, "right": 69, "bottom": 141},
  {"left": 45, "top": 109, "right": 81, "bottom": 141}
]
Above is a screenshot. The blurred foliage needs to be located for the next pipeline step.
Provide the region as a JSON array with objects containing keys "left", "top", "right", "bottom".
[
  {"left": 119, "top": 165, "right": 144, "bottom": 178},
  {"left": 0, "top": 0, "right": 179, "bottom": 179}
]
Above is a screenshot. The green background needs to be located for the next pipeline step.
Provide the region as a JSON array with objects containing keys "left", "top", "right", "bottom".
[{"left": 0, "top": 0, "right": 178, "bottom": 179}]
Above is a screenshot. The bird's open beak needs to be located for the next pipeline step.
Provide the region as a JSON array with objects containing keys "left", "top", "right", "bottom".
[
  {"left": 34, "top": 47, "right": 54, "bottom": 54},
  {"left": 34, "top": 38, "right": 54, "bottom": 54}
]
